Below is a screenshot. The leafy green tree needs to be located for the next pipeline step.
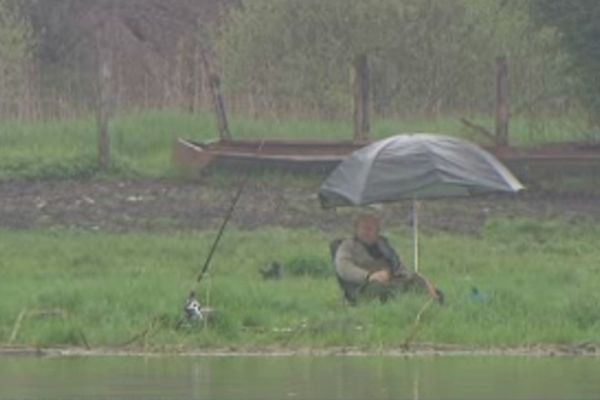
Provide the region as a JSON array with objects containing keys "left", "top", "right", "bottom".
[
  {"left": 0, "top": 0, "right": 33, "bottom": 118},
  {"left": 216, "top": 0, "right": 567, "bottom": 119},
  {"left": 530, "top": 0, "right": 600, "bottom": 125}
]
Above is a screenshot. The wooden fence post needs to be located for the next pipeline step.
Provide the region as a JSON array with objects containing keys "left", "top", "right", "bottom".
[
  {"left": 96, "top": 30, "right": 113, "bottom": 171},
  {"left": 200, "top": 47, "right": 231, "bottom": 141},
  {"left": 353, "top": 54, "right": 370, "bottom": 142},
  {"left": 495, "top": 55, "right": 509, "bottom": 147}
]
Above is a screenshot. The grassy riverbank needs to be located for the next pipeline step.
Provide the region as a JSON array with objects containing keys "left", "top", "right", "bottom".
[
  {"left": 2, "top": 218, "right": 599, "bottom": 351},
  {"left": 1, "top": 110, "right": 598, "bottom": 351}
]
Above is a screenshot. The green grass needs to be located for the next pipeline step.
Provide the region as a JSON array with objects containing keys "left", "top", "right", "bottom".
[
  {"left": 1, "top": 218, "right": 599, "bottom": 351},
  {"left": 0, "top": 110, "right": 594, "bottom": 181}
]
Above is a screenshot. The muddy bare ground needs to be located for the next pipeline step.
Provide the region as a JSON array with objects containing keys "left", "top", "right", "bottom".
[{"left": 1, "top": 178, "right": 599, "bottom": 234}]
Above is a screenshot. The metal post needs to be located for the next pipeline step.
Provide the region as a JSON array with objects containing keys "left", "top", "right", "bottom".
[{"left": 413, "top": 198, "right": 419, "bottom": 272}]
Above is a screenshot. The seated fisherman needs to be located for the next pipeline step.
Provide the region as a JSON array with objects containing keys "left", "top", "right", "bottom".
[{"left": 331, "top": 213, "right": 443, "bottom": 305}]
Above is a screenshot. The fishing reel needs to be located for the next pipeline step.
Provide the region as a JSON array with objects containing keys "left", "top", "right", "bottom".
[{"left": 184, "top": 291, "right": 204, "bottom": 321}]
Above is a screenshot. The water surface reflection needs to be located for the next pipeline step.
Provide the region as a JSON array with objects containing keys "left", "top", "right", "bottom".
[{"left": 1, "top": 355, "right": 599, "bottom": 399}]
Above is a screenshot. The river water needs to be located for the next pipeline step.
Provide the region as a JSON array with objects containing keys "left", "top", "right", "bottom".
[{"left": 1, "top": 355, "right": 599, "bottom": 399}]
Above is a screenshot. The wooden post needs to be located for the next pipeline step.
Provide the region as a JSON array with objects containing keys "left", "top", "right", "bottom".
[
  {"left": 189, "top": 39, "right": 199, "bottom": 113},
  {"left": 352, "top": 54, "right": 370, "bottom": 142},
  {"left": 96, "top": 35, "right": 112, "bottom": 171},
  {"left": 495, "top": 55, "right": 509, "bottom": 147},
  {"left": 200, "top": 47, "right": 231, "bottom": 141},
  {"left": 210, "top": 73, "right": 231, "bottom": 140}
]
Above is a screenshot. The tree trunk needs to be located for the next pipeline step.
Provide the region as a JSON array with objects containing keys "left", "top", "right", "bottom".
[
  {"left": 495, "top": 55, "right": 509, "bottom": 147},
  {"left": 352, "top": 54, "right": 370, "bottom": 142}
]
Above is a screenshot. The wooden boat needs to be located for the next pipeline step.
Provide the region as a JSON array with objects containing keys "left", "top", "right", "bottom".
[
  {"left": 173, "top": 138, "right": 368, "bottom": 173},
  {"left": 173, "top": 137, "right": 600, "bottom": 180}
]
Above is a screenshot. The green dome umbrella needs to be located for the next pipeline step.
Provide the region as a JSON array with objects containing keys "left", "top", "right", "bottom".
[{"left": 319, "top": 133, "right": 524, "bottom": 271}]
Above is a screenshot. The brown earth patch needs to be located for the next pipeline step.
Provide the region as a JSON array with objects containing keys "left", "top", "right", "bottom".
[{"left": 1, "top": 178, "right": 599, "bottom": 234}]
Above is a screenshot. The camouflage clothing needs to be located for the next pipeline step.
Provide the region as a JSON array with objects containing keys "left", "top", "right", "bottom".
[{"left": 332, "top": 236, "right": 428, "bottom": 304}]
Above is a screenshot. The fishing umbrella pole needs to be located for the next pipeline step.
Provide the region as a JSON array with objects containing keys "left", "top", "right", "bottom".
[{"left": 412, "top": 198, "right": 420, "bottom": 273}]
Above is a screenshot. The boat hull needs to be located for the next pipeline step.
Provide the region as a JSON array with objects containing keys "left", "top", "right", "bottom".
[{"left": 173, "top": 138, "right": 368, "bottom": 173}]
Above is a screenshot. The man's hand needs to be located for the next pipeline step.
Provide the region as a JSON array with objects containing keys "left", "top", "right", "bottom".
[{"left": 368, "top": 269, "right": 390, "bottom": 283}]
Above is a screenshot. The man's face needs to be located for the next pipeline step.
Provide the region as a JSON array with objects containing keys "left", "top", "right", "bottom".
[{"left": 356, "top": 216, "right": 380, "bottom": 245}]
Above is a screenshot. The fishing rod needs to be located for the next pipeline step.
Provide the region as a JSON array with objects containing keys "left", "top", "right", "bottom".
[
  {"left": 181, "top": 139, "right": 266, "bottom": 324},
  {"left": 196, "top": 174, "right": 248, "bottom": 282},
  {"left": 196, "top": 139, "right": 266, "bottom": 283}
]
